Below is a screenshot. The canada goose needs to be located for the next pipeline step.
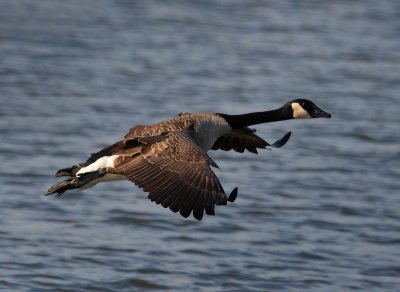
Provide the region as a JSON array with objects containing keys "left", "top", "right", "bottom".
[{"left": 46, "top": 99, "right": 331, "bottom": 220}]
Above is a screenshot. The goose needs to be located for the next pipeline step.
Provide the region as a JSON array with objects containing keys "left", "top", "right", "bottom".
[{"left": 45, "top": 99, "right": 331, "bottom": 220}]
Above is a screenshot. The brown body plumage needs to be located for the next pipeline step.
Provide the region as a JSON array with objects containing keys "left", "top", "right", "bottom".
[{"left": 46, "top": 99, "right": 331, "bottom": 220}]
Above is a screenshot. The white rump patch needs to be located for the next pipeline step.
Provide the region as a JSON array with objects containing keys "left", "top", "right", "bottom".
[
  {"left": 291, "top": 102, "right": 311, "bottom": 119},
  {"left": 76, "top": 155, "right": 120, "bottom": 176}
]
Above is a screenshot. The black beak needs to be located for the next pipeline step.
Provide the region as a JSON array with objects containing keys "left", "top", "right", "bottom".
[{"left": 311, "top": 106, "right": 331, "bottom": 118}]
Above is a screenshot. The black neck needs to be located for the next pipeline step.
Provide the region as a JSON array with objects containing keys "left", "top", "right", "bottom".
[{"left": 218, "top": 107, "right": 292, "bottom": 129}]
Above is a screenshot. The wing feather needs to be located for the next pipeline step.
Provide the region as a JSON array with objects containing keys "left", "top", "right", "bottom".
[
  {"left": 212, "top": 128, "right": 291, "bottom": 153},
  {"left": 113, "top": 130, "right": 230, "bottom": 220},
  {"left": 212, "top": 127, "right": 268, "bottom": 154}
]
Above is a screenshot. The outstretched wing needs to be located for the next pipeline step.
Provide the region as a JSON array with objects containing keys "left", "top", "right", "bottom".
[
  {"left": 113, "top": 130, "right": 234, "bottom": 220},
  {"left": 211, "top": 127, "right": 268, "bottom": 154},
  {"left": 212, "top": 128, "right": 291, "bottom": 154}
]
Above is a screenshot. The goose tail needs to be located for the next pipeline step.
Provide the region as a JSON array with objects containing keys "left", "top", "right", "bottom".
[
  {"left": 53, "top": 165, "right": 82, "bottom": 177},
  {"left": 45, "top": 178, "right": 78, "bottom": 197},
  {"left": 45, "top": 170, "right": 107, "bottom": 196}
]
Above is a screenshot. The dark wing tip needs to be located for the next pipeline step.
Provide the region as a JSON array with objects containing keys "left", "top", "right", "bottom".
[
  {"left": 228, "top": 187, "right": 238, "bottom": 203},
  {"left": 193, "top": 209, "right": 204, "bottom": 221},
  {"left": 217, "top": 187, "right": 238, "bottom": 206},
  {"left": 179, "top": 208, "right": 192, "bottom": 218},
  {"left": 271, "top": 131, "right": 291, "bottom": 148}
]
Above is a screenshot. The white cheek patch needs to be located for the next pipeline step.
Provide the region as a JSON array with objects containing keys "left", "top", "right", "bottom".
[{"left": 291, "top": 103, "right": 311, "bottom": 119}]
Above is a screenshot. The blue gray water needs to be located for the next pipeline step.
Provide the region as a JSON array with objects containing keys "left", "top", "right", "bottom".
[{"left": 1, "top": 0, "right": 399, "bottom": 291}]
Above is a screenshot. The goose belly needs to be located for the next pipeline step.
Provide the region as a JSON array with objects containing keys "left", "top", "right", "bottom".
[{"left": 77, "top": 173, "right": 127, "bottom": 191}]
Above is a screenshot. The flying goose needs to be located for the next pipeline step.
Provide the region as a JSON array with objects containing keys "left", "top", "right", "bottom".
[{"left": 46, "top": 99, "right": 331, "bottom": 220}]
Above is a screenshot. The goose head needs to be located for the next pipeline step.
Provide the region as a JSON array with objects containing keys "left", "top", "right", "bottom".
[
  {"left": 286, "top": 99, "right": 331, "bottom": 119},
  {"left": 215, "top": 99, "right": 331, "bottom": 129}
]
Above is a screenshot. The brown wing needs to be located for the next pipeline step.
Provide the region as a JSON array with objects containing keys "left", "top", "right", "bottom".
[
  {"left": 113, "top": 130, "right": 230, "bottom": 220},
  {"left": 211, "top": 127, "right": 269, "bottom": 154},
  {"left": 83, "top": 133, "right": 169, "bottom": 165},
  {"left": 124, "top": 119, "right": 186, "bottom": 139},
  {"left": 124, "top": 125, "right": 148, "bottom": 139},
  {"left": 53, "top": 133, "right": 171, "bottom": 178},
  {"left": 54, "top": 138, "right": 146, "bottom": 177}
]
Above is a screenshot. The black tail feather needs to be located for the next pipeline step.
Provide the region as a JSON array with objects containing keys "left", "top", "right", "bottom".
[
  {"left": 46, "top": 169, "right": 107, "bottom": 196},
  {"left": 45, "top": 178, "right": 78, "bottom": 196},
  {"left": 54, "top": 165, "right": 82, "bottom": 178}
]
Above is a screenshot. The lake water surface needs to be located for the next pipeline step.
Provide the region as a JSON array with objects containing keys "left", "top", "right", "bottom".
[{"left": 1, "top": 0, "right": 400, "bottom": 291}]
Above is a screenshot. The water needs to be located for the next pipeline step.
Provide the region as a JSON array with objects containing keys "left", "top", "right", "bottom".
[{"left": 1, "top": 0, "right": 400, "bottom": 291}]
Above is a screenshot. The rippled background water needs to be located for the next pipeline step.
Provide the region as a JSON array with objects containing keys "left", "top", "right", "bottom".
[{"left": 1, "top": 0, "right": 400, "bottom": 291}]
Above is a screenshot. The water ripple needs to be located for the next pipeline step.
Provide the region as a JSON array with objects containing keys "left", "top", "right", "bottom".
[{"left": 1, "top": 0, "right": 400, "bottom": 291}]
